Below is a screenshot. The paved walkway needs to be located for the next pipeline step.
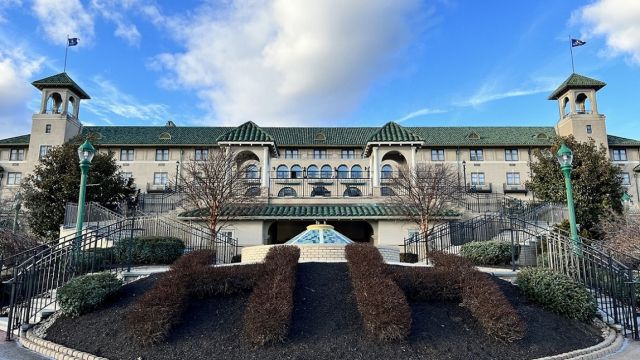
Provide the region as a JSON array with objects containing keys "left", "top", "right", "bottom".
[
  {"left": 602, "top": 338, "right": 640, "bottom": 359},
  {"left": 0, "top": 332, "right": 48, "bottom": 360}
]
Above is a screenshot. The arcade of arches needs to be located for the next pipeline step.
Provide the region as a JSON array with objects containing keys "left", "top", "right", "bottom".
[{"left": 267, "top": 220, "right": 375, "bottom": 244}]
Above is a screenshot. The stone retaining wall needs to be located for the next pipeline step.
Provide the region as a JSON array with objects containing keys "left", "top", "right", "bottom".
[{"left": 242, "top": 244, "right": 400, "bottom": 263}]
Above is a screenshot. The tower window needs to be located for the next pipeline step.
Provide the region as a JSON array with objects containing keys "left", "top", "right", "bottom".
[
  {"left": 586, "top": 125, "right": 592, "bottom": 134},
  {"left": 45, "top": 124, "right": 52, "bottom": 133},
  {"left": 39, "top": 145, "right": 52, "bottom": 159}
]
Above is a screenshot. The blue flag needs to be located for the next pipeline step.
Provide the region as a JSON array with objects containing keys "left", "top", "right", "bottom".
[
  {"left": 571, "top": 38, "right": 586, "bottom": 47},
  {"left": 68, "top": 38, "right": 78, "bottom": 46}
]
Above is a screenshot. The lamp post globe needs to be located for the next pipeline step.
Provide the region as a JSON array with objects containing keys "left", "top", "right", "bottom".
[
  {"left": 75, "top": 139, "right": 96, "bottom": 244},
  {"left": 555, "top": 143, "right": 581, "bottom": 254}
]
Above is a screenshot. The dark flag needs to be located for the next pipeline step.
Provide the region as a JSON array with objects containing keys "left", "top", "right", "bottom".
[
  {"left": 68, "top": 38, "right": 79, "bottom": 46},
  {"left": 571, "top": 39, "right": 586, "bottom": 47}
]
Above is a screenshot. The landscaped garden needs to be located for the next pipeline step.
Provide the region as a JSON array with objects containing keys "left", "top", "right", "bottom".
[{"left": 41, "top": 244, "right": 603, "bottom": 360}]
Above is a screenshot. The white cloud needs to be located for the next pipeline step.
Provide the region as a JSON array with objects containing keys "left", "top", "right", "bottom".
[
  {"left": 0, "top": 46, "right": 45, "bottom": 137},
  {"left": 458, "top": 75, "right": 560, "bottom": 108},
  {"left": 394, "top": 108, "right": 447, "bottom": 124},
  {"left": 574, "top": 0, "right": 640, "bottom": 64},
  {"left": 83, "top": 76, "right": 172, "bottom": 125},
  {"left": 32, "top": 0, "right": 94, "bottom": 46},
  {"left": 91, "top": 0, "right": 142, "bottom": 46},
  {"left": 152, "top": 0, "right": 425, "bottom": 126}
]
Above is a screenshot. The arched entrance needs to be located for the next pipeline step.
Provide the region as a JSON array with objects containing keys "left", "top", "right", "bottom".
[{"left": 267, "top": 220, "right": 373, "bottom": 244}]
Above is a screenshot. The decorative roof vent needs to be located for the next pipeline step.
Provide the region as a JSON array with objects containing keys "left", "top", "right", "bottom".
[
  {"left": 159, "top": 132, "right": 172, "bottom": 140},
  {"left": 467, "top": 131, "right": 480, "bottom": 140},
  {"left": 314, "top": 132, "right": 326, "bottom": 142},
  {"left": 535, "top": 133, "right": 549, "bottom": 139},
  {"left": 285, "top": 224, "right": 353, "bottom": 245},
  {"left": 165, "top": 120, "right": 176, "bottom": 127}
]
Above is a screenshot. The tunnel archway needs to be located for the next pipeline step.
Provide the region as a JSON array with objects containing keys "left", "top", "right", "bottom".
[{"left": 267, "top": 220, "right": 373, "bottom": 244}]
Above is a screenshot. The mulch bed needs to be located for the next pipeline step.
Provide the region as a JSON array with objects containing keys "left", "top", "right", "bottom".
[{"left": 44, "top": 263, "right": 602, "bottom": 360}]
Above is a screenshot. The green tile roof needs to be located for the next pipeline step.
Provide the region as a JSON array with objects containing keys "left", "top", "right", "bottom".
[
  {"left": 0, "top": 134, "right": 30, "bottom": 145},
  {"left": 32, "top": 72, "right": 91, "bottom": 99},
  {"left": 217, "top": 121, "right": 274, "bottom": 142},
  {"left": 178, "top": 204, "right": 461, "bottom": 219},
  {"left": 408, "top": 126, "right": 557, "bottom": 146},
  {"left": 607, "top": 135, "right": 640, "bottom": 146},
  {"left": 548, "top": 73, "right": 606, "bottom": 100},
  {"left": 81, "top": 126, "right": 233, "bottom": 145},
  {"left": 367, "top": 121, "right": 423, "bottom": 143},
  {"left": 263, "top": 127, "right": 377, "bottom": 146}
]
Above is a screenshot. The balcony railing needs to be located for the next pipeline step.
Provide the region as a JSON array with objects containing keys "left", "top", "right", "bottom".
[
  {"left": 269, "top": 176, "right": 372, "bottom": 198},
  {"left": 279, "top": 152, "right": 362, "bottom": 160},
  {"left": 503, "top": 183, "right": 527, "bottom": 194},
  {"left": 467, "top": 183, "right": 492, "bottom": 193}
]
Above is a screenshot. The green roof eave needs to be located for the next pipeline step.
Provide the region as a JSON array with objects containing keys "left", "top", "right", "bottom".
[
  {"left": 548, "top": 73, "right": 606, "bottom": 100},
  {"left": 32, "top": 72, "right": 91, "bottom": 99},
  {"left": 0, "top": 134, "right": 30, "bottom": 146},
  {"left": 607, "top": 135, "right": 640, "bottom": 147}
]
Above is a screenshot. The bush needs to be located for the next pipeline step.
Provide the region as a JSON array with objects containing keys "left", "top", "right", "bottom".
[
  {"left": 346, "top": 244, "right": 411, "bottom": 342},
  {"left": 460, "top": 240, "right": 519, "bottom": 266},
  {"left": 244, "top": 246, "right": 300, "bottom": 345},
  {"left": 76, "top": 248, "right": 116, "bottom": 272},
  {"left": 57, "top": 272, "right": 122, "bottom": 317},
  {"left": 190, "top": 264, "right": 262, "bottom": 298},
  {"left": 517, "top": 267, "right": 597, "bottom": 322},
  {"left": 115, "top": 236, "right": 185, "bottom": 265},
  {"left": 231, "top": 254, "right": 242, "bottom": 263},
  {"left": 399, "top": 253, "right": 418, "bottom": 263},
  {"left": 388, "top": 266, "right": 461, "bottom": 302}
]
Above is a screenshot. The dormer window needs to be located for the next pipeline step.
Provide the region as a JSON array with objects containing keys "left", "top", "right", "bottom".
[
  {"left": 468, "top": 132, "right": 480, "bottom": 140},
  {"left": 535, "top": 133, "right": 549, "bottom": 140},
  {"left": 159, "top": 132, "right": 172, "bottom": 140},
  {"left": 314, "top": 132, "right": 326, "bottom": 142}
]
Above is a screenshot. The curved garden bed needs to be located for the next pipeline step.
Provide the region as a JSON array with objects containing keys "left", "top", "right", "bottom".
[{"left": 43, "top": 262, "right": 602, "bottom": 360}]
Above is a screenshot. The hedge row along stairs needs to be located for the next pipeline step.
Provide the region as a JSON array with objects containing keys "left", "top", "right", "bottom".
[{"left": 0, "top": 201, "right": 238, "bottom": 340}]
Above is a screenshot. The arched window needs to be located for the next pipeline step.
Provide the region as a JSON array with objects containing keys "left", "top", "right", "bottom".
[
  {"left": 245, "top": 187, "right": 261, "bottom": 197},
  {"left": 381, "top": 164, "right": 393, "bottom": 179},
  {"left": 562, "top": 97, "right": 570, "bottom": 116},
  {"left": 245, "top": 164, "right": 259, "bottom": 179},
  {"left": 291, "top": 165, "right": 303, "bottom": 179},
  {"left": 46, "top": 92, "right": 63, "bottom": 114},
  {"left": 343, "top": 187, "right": 362, "bottom": 197},
  {"left": 337, "top": 165, "right": 349, "bottom": 179},
  {"left": 576, "top": 93, "right": 590, "bottom": 114},
  {"left": 276, "top": 165, "right": 289, "bottom": 178},
  {"left": 351, "top": 165, "right": 362, "bottom": 179},
  {"left": 68, "top": 96, "right": 76, "bottom": 116},
  {"left": 311, "top": 186, "right": 330, "bottom": 197},
  {"left": 380, "top": 187, "right": 395, "bottom": 196},
  {"left": 307, "top": 165, "right": 319, "bottom": 178},
  {"left": 321, "top": 165, "right": 332, "bottom": 178},
  {"left": 278, "top": 187, "right": 297, "bottom": 197}
]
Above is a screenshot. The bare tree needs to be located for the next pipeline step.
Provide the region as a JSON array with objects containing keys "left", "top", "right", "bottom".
[
  {"left": 598, "top": 213, "right": 640, "bottom": 269},
  {"left": 179, "top": 148, "right": 262, "bottom": 238},
  {"left": 385, "top": 163, "right": 460, "bottom": 238}
]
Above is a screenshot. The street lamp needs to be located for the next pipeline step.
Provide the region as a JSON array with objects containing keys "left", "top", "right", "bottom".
[
  {"left": 462, "top": 160, "right": 467, "bottom": 192},
  {"left": 75, "top": 139, "right": 96, "bottom": 241},
  {"left": 555, "top": 143, "right": 581, "bottom": 253},
  {"left": 175, "top": 161, "right": 180, "bottom": 192}
]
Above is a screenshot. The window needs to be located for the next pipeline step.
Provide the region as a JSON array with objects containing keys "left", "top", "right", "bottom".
[
  {"left": 612, "top": 149, "right": 627, "bottom": 161},
  {"left": 307, "top": 165, "right": 319, "bottom": 178},
  {"left": 341, "top": 149, "right": 356, "bottom": 159},
  {"left": 246, "top": 164, "right": 259, "bottom": 179},
  {"left": 470, "top": 149, "right": 484, "bottom": 161},
  {"left": 195, "top": 148, "right": 208, "bottom": 161},
  {"left": 505, "top": 149, "right": 518, "bottom": 161},
  {"left": 506, "top": 172, "right": 521, "bottom": 185},
  {"left": 313, "top": 149, "right": 327, "bottom": 159},
  {"left": 285, "top": 149, "right": 299, "bottom": 159},
  {"left": 7, "top": 172, "right": 21, "bottom": 185},
  {"left": 337, "top": 165, "right": 349, "bottom": 179},
  {"left": 351, "top": 165, "right": 363, "bottom": 179},
  {"left": 219, "top": 231, "right": 234, "bottom": 241},
  {"left": 10, "top": 149, "right": 25, "bottom": 161},
  {"left": 343, "top": 187, "right": 362, "bottom": 197},
  {"left": 39, "top": 145, "right": 52, "bottom": 159},
  {"left": 431, "top": 149, "right": 445, "bottom": 161},
  {"left": 121, "top": 172, "right": 133, "bottom": 183},
  {"left": 321, "top": 165, "right": 332, "bottom": 178},
  {"left": 278, "top": 187, "right": 297, "bottom": 197},
  {"left": 407, "top": 229, "right": 420, "bottom": 241},
  {"left": 471, "top": 172, "right": 485, "bottom": 185},
  {"left": 155, "top": 149, "right": 169, "bottom": 161},
  {"left": 620, "top": 173, "right": 631, "bottom": 185},
  {"left": 291, "top": 165, "right": 303, "bottom": 179},
  {"left": 381, "top": 164, "right": 393, "bottom": 179},
  {"left": 45, "top": 124, "right": 52, "bottom": 133},
  {"left": 380, "top": 187, "right": 395, "bottom": 196},
  {"left": 120, "top": 149, "right": 134, "bottom": 161},
  {"left": 311, "top": 186, "right": 330, "bottom": 197},
  {"left": 245, "top": 187, "right": 261, "bottom": 197},
  {"left": 586, "top": 125, "right": 592, "bottom": 134},
  {"left": 153, "top": 172, "right": 168, "bottom": 185},
  {"left": 276, "top": 165, "right": 289, "bottom": 178}
]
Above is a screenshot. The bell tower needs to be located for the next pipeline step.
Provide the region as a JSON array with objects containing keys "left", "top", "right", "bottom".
[
  {"left": 549, "top": 73, "right": 608, "bottom": 150},
  {"left": 27, "top": 72, "right": 91, "bottom": 165}
]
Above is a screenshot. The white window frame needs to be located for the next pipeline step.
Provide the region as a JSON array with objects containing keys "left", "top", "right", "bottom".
[
  {"left": 155, "top": 149, "right": 170, "bottom": 161},
  {"left": 431, "top": 149, "right": 445, "bottom": 161},
  {"left": 471, "top": 172, "right": 485, "bottom": 185},
  {"left": 285, "top": 149, "right": 299, "bottom": 159},
  {"left": 120, "top": 148, "right": 135, "bottom": 161},
  {"left": 39, "top": 145, "right": 52, "bottom": 159},
  {"left": 7, "top": 172, "right": 22, "bottom": 185},
  {"left": 195, "top": 148, "right": 208, "bottom": 161},
  {"left": 10, "top": 148, "right": 25, "bottom": 161},
  {"left": 470, "top": 149, "right": 484, "bottom": 161},
  {"left": 341, "top": 149, "right": 356, "bottom": 159},
  {"left": 313, "top": 149, "right": 327, "bottom": 159},
  {"left": 505, "top": 149, "right": 518, "bottom": 161},
  {"left": 506, "top": 172, "right": 521, "bottom": 185},
  {"left": 153, "top": 172, "right": 169, "bottom": 185},
  {"left": 613, "top": 149, "right": 627, "bottom": 161},
  {"left": 620, "top": 172, "right": 631, "bottom": 186}
]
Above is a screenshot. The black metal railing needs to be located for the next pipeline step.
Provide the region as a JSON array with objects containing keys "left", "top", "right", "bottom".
[
  {"left": 63, "top": 202, "right": 123, "bottom": 228},
  {"left": 269, "top": 176, "right": 372, "bottom": 198},
  {"left": 138, "top": 193, "right": 185, "bottom": 214}
]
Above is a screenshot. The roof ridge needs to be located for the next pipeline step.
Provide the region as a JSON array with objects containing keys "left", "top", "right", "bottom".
[
  {"left": 216, "top": 121, "right": 275, "bottom": 142},
  {"left": 31, "top": 72, "right": 91, "bottom": 99},
  {"left": 548, "top": 73, "right": 606, "bottom": 100},
  {"left": 367, "top": 121, "right": 423, "bottom": 143}
]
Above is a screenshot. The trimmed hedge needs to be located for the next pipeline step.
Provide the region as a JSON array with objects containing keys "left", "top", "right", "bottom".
[
  {"left": 460, "top": 240, "right": 520, "bottom": 266},
  {"left": 115, "top": 236, "right": 185, "bottom": 265},
  {"left": 346, "top": 244, "right": 411, "bottom": 342},
  {"left": 517, "top": 267, "right": 597, "bottom": 322},
  {"left": 57, "top": 272, "right": 122, "bottom": 317},
  {"left": 244, "top": 246, "right": 300, "bottom": 345},
  {"left": 389, "top": 266, "right": 461, "bottom": 302}
]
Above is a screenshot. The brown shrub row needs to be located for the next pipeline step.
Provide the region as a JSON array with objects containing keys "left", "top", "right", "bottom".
[
  {"left": 345, "top": 244, "right": 411, "bottom": 342},
  {"left": 243, "top": 245, "right": 300, "bottom": 345},
  {"left": 127, "top": 250, "right": 263, "bottom": 346},
  {"left": 388, "top": 266, "right": 461, "bottom": 302}
]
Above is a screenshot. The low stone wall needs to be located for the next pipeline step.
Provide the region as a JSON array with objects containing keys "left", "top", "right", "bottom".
[{"left": 242, "top": 244, "right": 400, "bottom": 263}]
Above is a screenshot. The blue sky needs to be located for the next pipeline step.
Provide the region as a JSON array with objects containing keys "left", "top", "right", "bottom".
[{"left": 1, "top": 0, "right": 639, "bottom": 139}]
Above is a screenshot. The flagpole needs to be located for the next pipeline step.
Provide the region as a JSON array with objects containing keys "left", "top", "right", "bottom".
[
  {"left": 569, "top": 36, "right": 575, "bottom": 73},
  {"left": 64, "top": 35, "right": 69, "bottom": 72}
]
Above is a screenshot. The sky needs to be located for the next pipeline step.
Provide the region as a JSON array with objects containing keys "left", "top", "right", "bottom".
[{"left": 1, "top": 0, "right": 639, "bottom": 139}]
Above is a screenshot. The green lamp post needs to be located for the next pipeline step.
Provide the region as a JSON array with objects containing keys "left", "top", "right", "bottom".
[
  {"left": 555, "top": 143, "right": 581, "bottom": 254},
  {"left": 75, "top": 140, "right": 96, "bottom": 244}
]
